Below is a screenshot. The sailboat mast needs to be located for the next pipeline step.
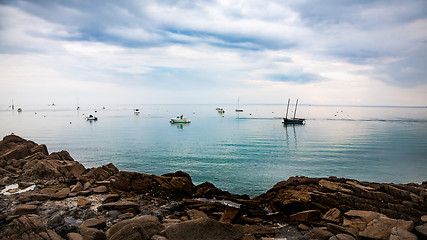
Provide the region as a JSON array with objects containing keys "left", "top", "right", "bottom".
[
  {"left": 285, "top": 99, "right": 290, "bottom": 119},
  {"left": 12, "top": 99, "right": 14, "bottom": 110},
  {"left": 293, "top": 99, "right": 299, "bottom": 119}
]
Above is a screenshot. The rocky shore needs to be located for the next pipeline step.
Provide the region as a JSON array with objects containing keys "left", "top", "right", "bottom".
[{"left": 0, "top": 134, "right": 426, "bottom": 240}]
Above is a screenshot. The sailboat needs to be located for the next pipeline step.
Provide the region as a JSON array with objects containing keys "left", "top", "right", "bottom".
[
  {"left": 283, "top": 99, "right": 305, "bottom": 124},
  {"left": 76, "top": 97, "right": 80, "bottom": 110},
  {"left": 235, "top": 97, "right": 243, "bottom": 112}
]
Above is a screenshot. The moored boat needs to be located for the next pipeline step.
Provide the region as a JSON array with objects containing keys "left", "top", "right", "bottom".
[
  {"left": 283, "top": 99, "right": 305, "bottom": 125},
  {"left": 134, "top": 108, "right": 140, "bottom": 114},
  {"left": 85, "top": 115, "right": 98, "bottom": 121},
  {"left": 170, "top": 115, "right": 191, "bottom": 123}
]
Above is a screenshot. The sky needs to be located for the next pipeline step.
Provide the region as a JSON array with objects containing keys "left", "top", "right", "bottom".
[{"left": 0, "top": 0, "right": 426, "bottom": 106}]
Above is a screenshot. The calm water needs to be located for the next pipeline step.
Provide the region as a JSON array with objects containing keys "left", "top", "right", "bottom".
[{"left": 1, "top": 104, "right": 426, "bottom": 196}]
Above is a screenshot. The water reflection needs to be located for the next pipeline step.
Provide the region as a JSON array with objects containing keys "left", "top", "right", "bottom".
[
  {"left": 284, "top": 124, "right": 303, "bottom": 148},
  {"left": 170, "top": 123, "right": 190, "bottom": 129}
]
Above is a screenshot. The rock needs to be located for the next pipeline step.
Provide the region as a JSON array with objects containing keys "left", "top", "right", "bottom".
[
  {"left": 77, "top": 197, "right": 91, "bottom": 209},
  {"left": 152, "top": 235, "right": 168, "bottom": 240},
  {"left": 107, "top": 222, "right": 149, "bottom": 240},
  {"left": 71, "top": 182, "right": 83, "bottom": 192},
  {"left": 165, "top": 217, "right": 244, "bottom": 240},
  {"left": 389, "top": 227, "right": 417, "bottom": 240},
  {"left": 51, "top": 187, "right": 71, "bottom": 199},
  {"left": 45, "top": 230, "right": 65, "bottom": 240},
  {"left": 67, "top": 232, "right": 84, "bottom": 240},
  {"left": 220, "top": 206, "right": 240, "bottom": 223},
  {"left": 84, "top": 181, "right": 92, "bottom": 190},
  {"left": 186, "top": 209, "right": 208, "bottom": 220},
  {"left": 41, "top": 187, "right": 57, "bottom": 195},
  {"left": 15, "top": 204, "right": 38, "bottom": 215},
  {"left": 80, "top": 216, "right": 106, "bottom": 229},
  {"left": 242, "top": 225, "right": 275, "bottom": 235},
  {"left": 101, "top": 200, "right": 140, "bottom": 213},
  {"left": 106, "top": 215, "right": 163, "bottom": 239},
  {"left": 421, "top": 215, "right": 427, "bottom": 222},
  {"left": 359, "top": 216, "right": 414, "bottom": 240},
  {"left": 103, "top": 194, "right": 120, "bottom": 203},
  {"left": 79, "top": 227, "right": 106, "bottom": 240},
  {"left": 3, "top": 214, "right": 47, "bottom": 239},
  {"left": 309, "top": 228, "right": 334, "bottom": 240},
  {"left": 329, "top": 234, "right": 356, "bottom": 240},
  {"left": 93, "top": 185, "right": 108, "bottom": 194},
  {"left": 319, "top": 179, "right": 353, "bottom": 194},
  {"left": 323, "top": 208, "right": 341, "bottom": 223},
  {"left": 82, "top": 163, "right": 119, "bottom": 181},
  {"left": 343, "top": 210, "right": 387, "bottom": 234},
  {"left": 414, "top": 223, "right": 427, "bottom": 239},
  {"left": 290, "top": 210, "right": 321, "bottom": 222}
]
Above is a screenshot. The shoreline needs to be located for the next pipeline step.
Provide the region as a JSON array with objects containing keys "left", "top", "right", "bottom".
[{"left": 0, "top": 134, "right": 426, "bottom": 239}]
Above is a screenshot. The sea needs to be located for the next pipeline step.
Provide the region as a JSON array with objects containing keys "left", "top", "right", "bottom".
[{"left": 1, "top": 104, "right": 426, "bottom": 197}]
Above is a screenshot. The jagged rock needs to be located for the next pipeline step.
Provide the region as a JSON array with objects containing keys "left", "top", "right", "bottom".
[
  {"left": 107, "top": 222, "right": 149, "bottom": 240},
  {"left": 93, "top": 185, "right": 108, "bottom": 194},
  {"left": 165, "top": 217, "right": 244, "bottom": 240},
  {"left": 389, "top": 226, "right": 417, "bottom": 240},
  {"left": 290, "top": 209, "right": 321, "bottom": 222},
  {"left": 220, "top": 206, "right": 241, "bottom": 223},
  {"left": 329, "top": 234, "right": 356, "bottom": 240},
  {"left": 67, "top": 232, "right": 84, "bottom": 240},
  {"left": 323, "top": 208, "right": 341, "bottom": 223},
  {"left": 15, "top": 204, "right": 38, "bottom": 215},
  {"left": 320, "top": 180, "right": 353, "bottom": 194},
  {"left": 79, "top": 227, "right": 105, "bottom": 240},
  {"left": 359, "top": 216, "right": 414, "bottom": 240},
  {"left": 186, "top": 209, "right": 208, "bottom": 220},
  {"left": 151, "top": 235, "right": 168, "bottom": 240},
  {"left": 106, "top": 215, "right": 162, "bottom": 239},
  {"left": 51, "top": 187, "right": 70, "bottom": 199},
  {"left": 343, "top": 210, "right": 387, "bottom": 234},
  {"left": 3, "top": 214, "right": 47, "bottom": 240},
  {"left": 242, "top": 225, "right": 275, "bottom": 235},
  {"left": 82, "top": 163, "right": 119, "bottom": 181},
  {"left": 309, "top": 228, "right": 334, "bottom": 240}
]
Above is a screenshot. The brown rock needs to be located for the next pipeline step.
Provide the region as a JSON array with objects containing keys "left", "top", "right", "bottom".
[
  {"left": 103, "top": 194, "right": 120, "bottom": 203},
  {"left": 165, "top": 217, "right": 244, "bottom": 240},
  {"left": 414, "top": 223, "right": 427, "bottom": 239},
  {"left": 93, "top": 185, "right": 108, "bottom": 194},
  {"left": 15, "top": 205, "right": 38, "bottom": 215},
  {"left": 220, "top": 206, "right": 240, "bottom": 223},
  {"left": 319, "top": 179, "right": 353, "bottom": 194},
  {"left": 389, "top": 226, "right": 417, "bottom": 240},
  {"left": 3, "top": 214, "right": 46, "bottom": 239},
  {"left": 82, "top": 163, "right": 119, "bottom": 181},
  {"left": 71, "top": 182, "right": 83, "bottom": 192},
  {"left": 101, "top": 200, "right": 140, "bottom": 212},
  {"left": 186, "top": 209, "right": 208, "bottom": 220},
  {"left": 80, "top": 216, "right": 106, "bottom": 229},
  {"left": 343, "top": 210, "right": 386, "bottom": 234},
  {"left": 51, "top": 187, "right": 70, "bottom": 199},
  {"left": 79, "top": 227, "right": 105, "bottom": 240},
  {"left": 106, "top": 215, "right": 162, "bottom": 239},
  {"left": 323, "top": 208, "right": 341, "bottom": 223},
  {"left": 359, "top": 216, "right": 414, "bottom": 240},
  {"left": 309, "top": 228, "right": 334, "bottom": 240},
  {"left": 242, "top": 225, "right": 275, "bottom": 235},
  {"left": 107, "top": 222, "right": 149, "bottom": 240},
  {"left": 40, "top": 187, "right": 57, "bottom": 195},
  {"left": 77, "top": 197, "right": 91, "bottom": 209},
  {"left": 329, "top": 234, "right": 356, "bottom": 240},
  {"left": 290, "top": 210, "right": 321, "bottom": 222},
  {"left": 67, "top": 232, "right": 84, "bottom": 240}
]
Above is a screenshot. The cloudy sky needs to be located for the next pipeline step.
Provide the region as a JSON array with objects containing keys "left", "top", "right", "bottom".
[{"left": 1, "top": 0, "right": 426, "bottom": 106}]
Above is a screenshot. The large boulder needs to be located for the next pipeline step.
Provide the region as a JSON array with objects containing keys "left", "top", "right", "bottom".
[
  {"left": 82, "top": 163, "right": 119, "bottom": 181},
  {"left": 106, "top": 215, "right": 163, "bottom": 239},
  {"left": 164, "top": 217, "right": 244, "bottom": 240},
  {"left": 1, "top": 214, "right": 64, "bottom": 240}
]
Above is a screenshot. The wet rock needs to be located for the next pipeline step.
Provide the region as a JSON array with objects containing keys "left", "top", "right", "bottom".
[
  {"left": 186, "top": 209, "right": 208, "bottom": 220},
  {"left": 80, "top": 216, "right": 106, "bottom": 229},
  {"left": 165, "top": 217, "right": 244, "bottom": 240},
  {"left": 80, "top": 227, "right": 106, "bottom": 240},
  {"left": 15, "top": 204, "right": 38, "bottom": 215},
  {"left": 359, "top": 216, "right": 414, "bottom": 240},
  {"left": 106, "top": 215, "right": 162, "bottom": 239},
  {"left": 323, "top": 208, "right": 341, "bottom": 223}
]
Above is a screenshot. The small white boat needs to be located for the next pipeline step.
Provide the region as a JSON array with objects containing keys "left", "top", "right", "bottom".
[
  {"left": 85, "top": 115, "right": 98, "bottom": 121},
  {"left": 134, "top": 108, "right": 140, "bottom": 114},
  {"left": 170, "top": 115, "right": 191, "bottom": 123},
  {"left": 235, "top": 97, "right": 243, "bottom": 112},
  {"left": 17, "top": 108, "right": 22, "bottom": 112},
  {"left": 217, "top": 108, "right": 225, "bottom": 114}
]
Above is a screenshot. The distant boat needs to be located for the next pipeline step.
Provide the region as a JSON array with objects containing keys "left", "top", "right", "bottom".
[
  {"left": 235, "top": 97, "right": 243, "bottom": 112},
  {"left": 17, "top": 107, "right": 22, "bottom": 113},
  {"left": 85, "top": 115, "right": 98, "bottom": 121},
  {"left": 216, "top": 108, "right": 225, "bottom": 114},
  {"left": 134, "top": 108, "right": 140, "bottom": 114},
  {"left": 76, "top": 97, "right": 80, "bottom": 110},
  {"left": 170, "top": 115, "right": 191, "bottom": 123},
  {"left": 283, "top": 99, "right": 305, "bottom": 125}
]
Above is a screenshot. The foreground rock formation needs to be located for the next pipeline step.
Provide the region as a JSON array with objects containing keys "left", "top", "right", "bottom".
[{"left": 0, "top": 134, "right": 426, "bottom": 240}]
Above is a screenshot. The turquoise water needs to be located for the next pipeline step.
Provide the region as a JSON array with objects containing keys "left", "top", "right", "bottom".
[{"left": 1, "top": 104, "right": 426, "bottom": 196}]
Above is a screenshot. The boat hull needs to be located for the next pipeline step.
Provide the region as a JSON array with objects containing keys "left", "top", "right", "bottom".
[
  {"left": 282, "top": 118, "right": 305, "bottom": 124},
  {"left": 170, "top": 118, "right": 191, "bottom": 123}
]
